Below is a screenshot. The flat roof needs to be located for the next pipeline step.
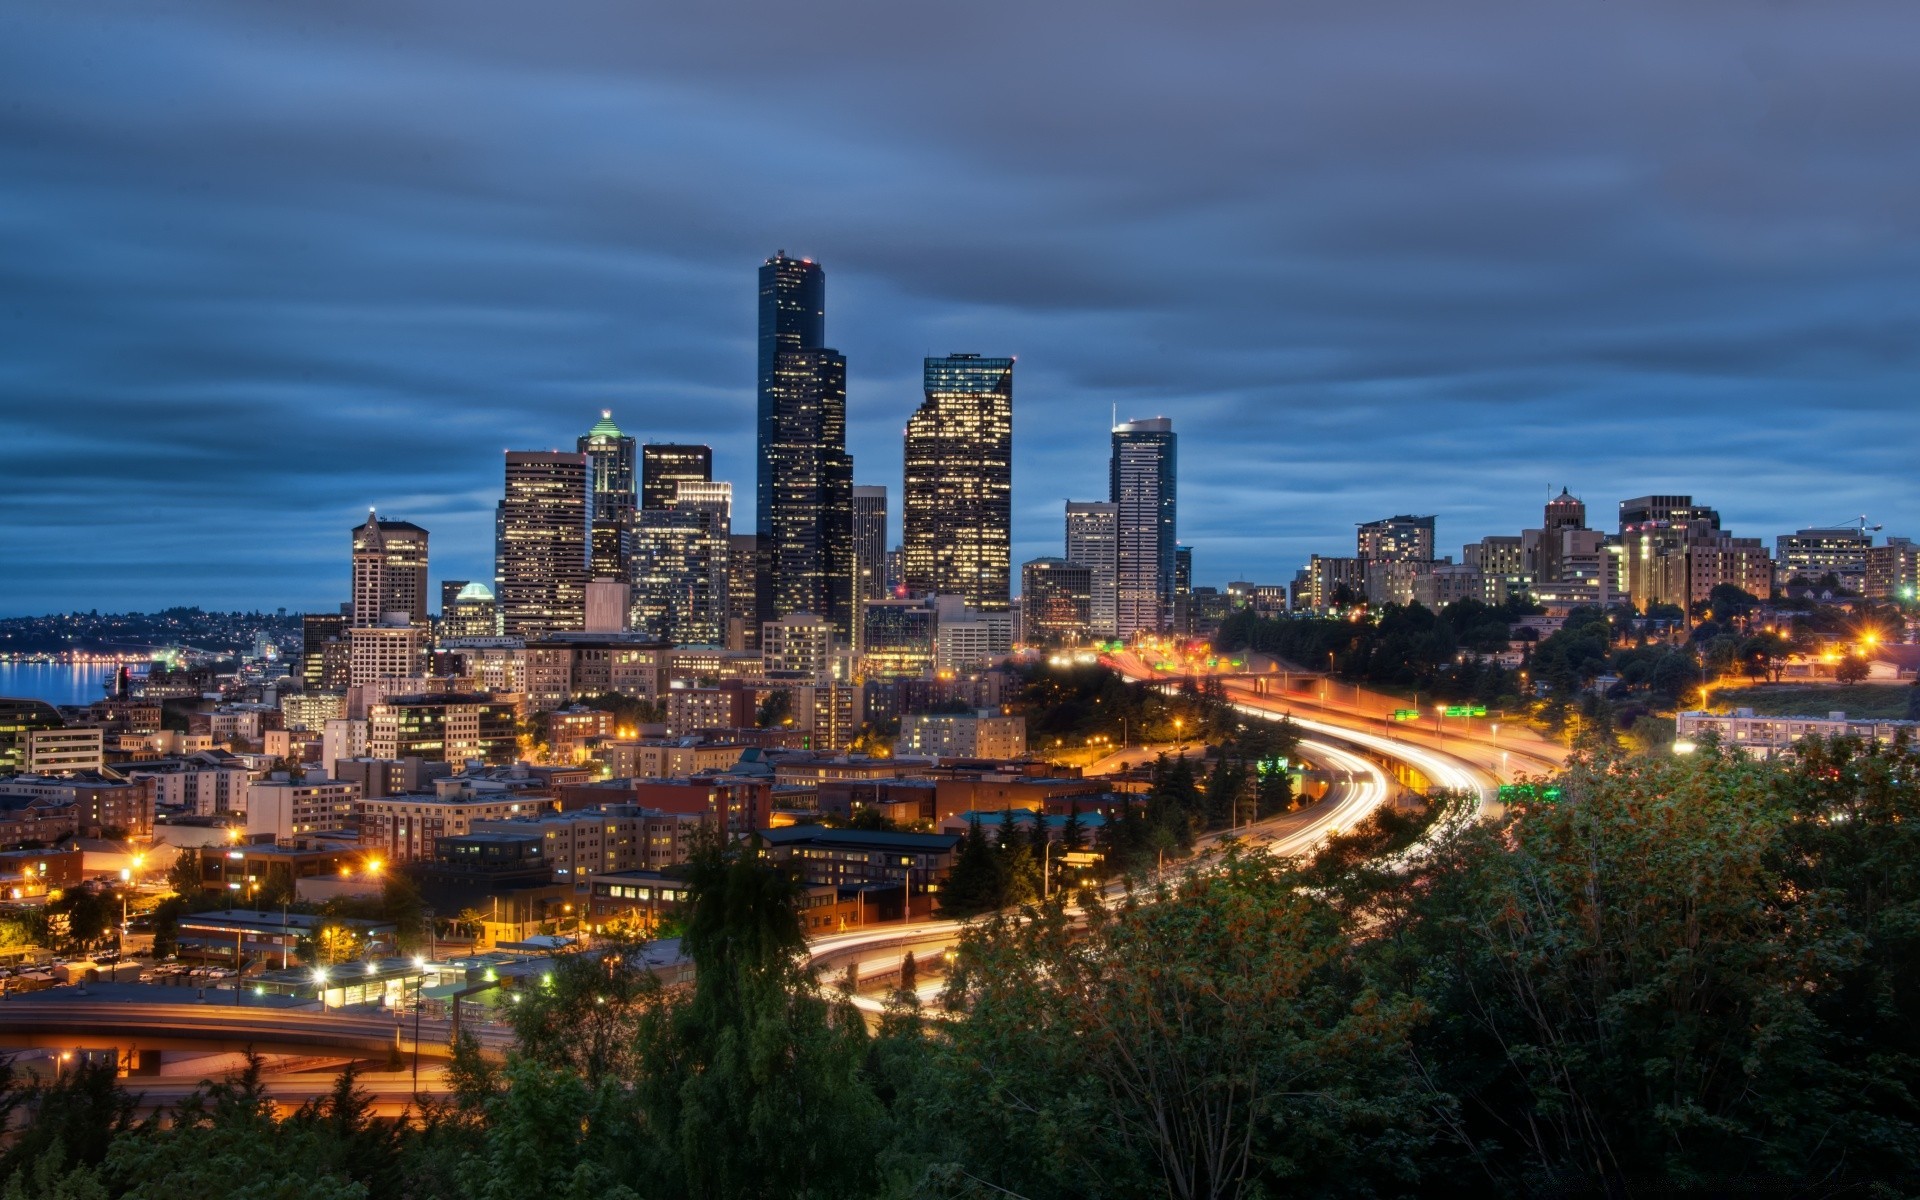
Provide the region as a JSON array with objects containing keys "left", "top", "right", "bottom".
[{"left": 754, "top": 825, "right": 961, "bottom": 852}]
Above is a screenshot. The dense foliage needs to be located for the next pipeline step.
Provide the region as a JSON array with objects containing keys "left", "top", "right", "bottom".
[
  {"left": 9, "top": 738, "right": 1920, "bottom": 1197},
  {"left": 1218, "top": 596, "right": 1535, "bottom": 705}
]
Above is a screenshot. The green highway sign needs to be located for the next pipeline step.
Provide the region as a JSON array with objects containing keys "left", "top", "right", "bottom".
[{"left": 1392, "top": 708, "right": 1420, "bottom": 721}]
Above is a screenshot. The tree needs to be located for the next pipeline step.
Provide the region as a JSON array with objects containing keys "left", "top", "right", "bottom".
[
  {"left": 930, "top": 857, "right": 1427, "bottom": 1198},
  {"left": 635, "top": 835, "right": 881, "bottom": 1199},
  {"left": 939, "top": 817, "right": 1000, "bottom": 916},
  {"left": 1059, "top": 803, "right": 1086, "bottom": 854},
  {"left": 1835, "top": 653, "right": 1871, "bottom": 685}
]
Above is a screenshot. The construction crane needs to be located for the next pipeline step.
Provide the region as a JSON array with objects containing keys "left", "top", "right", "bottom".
[{"left": 1816, "top": 515, "right": 1883, "bottom": 536}]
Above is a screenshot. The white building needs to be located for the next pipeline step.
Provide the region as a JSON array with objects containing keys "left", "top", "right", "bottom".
[
  {"left": 245, "top": 778, "right": 361, "bottom": 842},
  {"left": 1676, "top": 708, "right": 1920, "bottom": 759},
  {"left": 898, "top": 711, "right": 1027, "bottom": 760}
]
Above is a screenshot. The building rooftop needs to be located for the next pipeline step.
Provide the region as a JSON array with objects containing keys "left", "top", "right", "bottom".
[{"left": 755, "top": 824, "right": 961, "bottom": 853}]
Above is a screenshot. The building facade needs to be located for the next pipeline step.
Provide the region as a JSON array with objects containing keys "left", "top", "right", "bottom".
[
  {"left": 902, "top": 354, "right": 1014, "bottom": 611},
  {"left": 579, "top": 411, "right": 638, "bottom": 579},
  {"left": 1110, "top": 418, "right": 1177, "bottom": 638},
  {"left": 852, "top": 485, "right": 889, "bottom": 604},
  {"left": 1064, "top": 501, "right": 1119, "bottom": 639},
  {"left": 497, "top": 450, "right": 591, "bottom": 636},
  {"left": 755, "top": 252, "right": 854, "bottom": 639},
  {"left": 351, "top": 513, "right": 429, "bottom": 627}
]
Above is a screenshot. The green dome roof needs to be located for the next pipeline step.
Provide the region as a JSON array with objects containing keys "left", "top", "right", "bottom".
[
  {"left": 585, "top": 409, "right": 625, "bottom": 439},
  {"left": 455, "top": 581, "right": 495, "bottom": 602}
]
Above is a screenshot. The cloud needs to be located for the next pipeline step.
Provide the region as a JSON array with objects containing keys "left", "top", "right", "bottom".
[{"left": 0, "top": 0, "right": 1916, "bottom": 612}]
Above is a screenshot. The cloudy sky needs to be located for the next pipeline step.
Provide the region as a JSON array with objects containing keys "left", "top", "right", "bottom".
[{"left": 3, "top": 1, "right": 1917, "bottom": 614}]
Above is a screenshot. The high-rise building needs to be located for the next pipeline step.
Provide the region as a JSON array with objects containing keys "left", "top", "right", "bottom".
[
  {"left": 853, "top": 485, "right": 890, "bottom": 603},
  {"left": 755, "top": 252, "right": 852, "bottom": 640},
  {"left": 1020, "top": 558, "right": 1093, "bottom": 646},
  {"left": 301, "top": 613, "right": 348, "bottom": 690},
  {"left": 1065, "top": 501, "right": 1119, "bottom": 639},
  {"left": 496, "top": 451, "right": 590, "bottom": 637},
  {"left": 902, "top": 355, "right": 1013, "bottom": 610},
  {"left": 1356, "top": 515, "right": 1436, "bottom": 564},
  {"left": 1172, "top": 545, "right": 1194, "bottom": 635},
  {"left": 445, "top": 582, "right": 499, "bottom": 639},
  {"left": 727, "top": 533, "right": 758, "bottom": 651},
  {"left": 440, "top": 581, "right": 468, "bottom": 618},
  {"left": 580, "top": 412, "right": 638, "bottom": 578},
  {"left": 350, "top": 512, "right": 429, "bottom": 627},
  {"left": 640, "top": 444, "right": 713, "bottom": 513},
  {"left": 348, "top": 623, "right": 429, "bottom": 687},
  {"left": 631, "top": 483, "right": 731, "bottom": 646},
  {"left": 1865, "top": 538, "right": 1918, "bottom": 602},
  {"left": 1110, "top": 418, "right": 1177, "bottom": 638},
  {"left": 1620, "top": 498, "right": 1771, "bottom": 613}
]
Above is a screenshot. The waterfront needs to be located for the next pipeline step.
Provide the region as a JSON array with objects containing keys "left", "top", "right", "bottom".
[{"left": 0, "top": 662, "right": 118, "bottom": 707}]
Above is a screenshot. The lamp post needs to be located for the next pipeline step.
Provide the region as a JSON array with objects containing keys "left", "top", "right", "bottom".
[{"left": 410, "top": 956, "right": 426, "bottom": 1096}]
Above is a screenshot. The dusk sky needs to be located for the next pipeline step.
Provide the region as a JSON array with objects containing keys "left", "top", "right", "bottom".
[{"left": 3, "top": 1, "right": 1917, "bottom": 615}]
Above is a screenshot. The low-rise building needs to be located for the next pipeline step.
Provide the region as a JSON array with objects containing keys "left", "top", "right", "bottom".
[
  {"left": 897, "top": 710, "right": 1027, "bottom": 759},
  {"left": 0, "top": 772, "right": 155, "bottom": 838},
  {"left": 356, "top": 789, "right": 556, "bottom": 863},
  {"left": 755, "top": 824, "right": 961, "bottom": 902},
  {"left": 0, "top": 846, "right": 84, "bottom": 897},
  {"left": 1676, "top": 707, "right": 1920, "bottom": 759},
  {"left": 25, "top": 726, "right": 105, "bottom": 774},
  {"left": 367, "top": 694, "right": 517, "bottom": 766},
  {"left": 177, "top": 908, "right": 397, "bottom": 965},
  {"left": 122, "top": 752, "right": 254, "bottom": 817}
]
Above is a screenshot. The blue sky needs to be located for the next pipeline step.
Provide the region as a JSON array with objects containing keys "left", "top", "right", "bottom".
[{"left": 2, "top": 1, "right": 1917, "bottom": 613}]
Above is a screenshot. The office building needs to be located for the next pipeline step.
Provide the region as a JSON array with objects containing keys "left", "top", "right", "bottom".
[
  {"left": 935, "top": 610, "right": 1013, "bottom": 675},
  {"left": 301, "top": 613, "right": 349, "bottom": 690},
  {"left": 860, "top": 596, "right": 938, "bottom": 678},
  {"left": 1777, "top": 527, "right": 1873, "bottom": 592},
  {"left": 762, "top": 613, "right": 836, "bottom": 679},
  {"left": 444, "top": 582, "right": 499, "bottom": 638},
  {"left": 497, "top": 450, "right": 590, "bottom": 636},
  {"left": 632, "top": 507, "right": 729, "bottom": 646},
  {"left": 366, "top": 694, "right": 518, "bottom": 766},
  {"left": 640, "top": 443, "right": 713, "bottom": 513},
  {"left": 347, "top": 622, "right": 429, "bottom": 688},
  {"left": 726, "top": 533, "right": 758, "bottom": 650},
  {"left": 1065, "top": 501, "right": 1119, "bottom": 638},
  {"left": 350, "top": 512, "right": 429, "bottom": 628},
  {"left": 1020, "top": 558, "right": 1094, "bottom": 645},
  {"left": 902, "top": 354, "right": 1014, "bottom": 610},
  {"left": 1110, "top": 418, "right": 1177, "bottom": 638},
  {"left": 579, "top": 411, "right": 638, "bottom": 578},
  {"left": 1620, "top": 498, "right": 1772, "bottom": 613},
  {"left": 853, "top": 485, "right": 889, "bottom": 603},
  {"left": 755, "top": 252, "right": 854, "bottom": 639}
]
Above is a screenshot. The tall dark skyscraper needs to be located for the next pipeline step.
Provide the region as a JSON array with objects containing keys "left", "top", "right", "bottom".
[
  {"left": 1110, "top": 417, "right": 1177, "bottom": 638},
  {"left": 902, "top": 354, "right": 1013, "bottom": 611},
  {"left": 853, "top": 485, "right": 889, "bottom": 603},
  {"left": 755, "top": 252, "right": 853, "bottom": 639},
  {"left": 640, "top": 443, "right": 713, "bottom": 512},
  {"left": 579, "top": 411, "right": 637, "bottom": 578}
]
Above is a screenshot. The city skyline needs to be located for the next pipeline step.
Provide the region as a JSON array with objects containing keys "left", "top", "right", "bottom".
[{"left": 5, "top": 4, "right": 1920, "bottom": 614}]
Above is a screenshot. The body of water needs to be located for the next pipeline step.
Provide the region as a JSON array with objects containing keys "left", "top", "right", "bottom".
[{"left": 0, "top": 663, "right": 120, "bottom": 707}]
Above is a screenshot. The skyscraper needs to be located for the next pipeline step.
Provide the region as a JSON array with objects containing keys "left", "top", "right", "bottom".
[
  {"left": 1020, "top": 558, "right": 1093, "bottom": 646},
  {"left": 853, "top": 485, "right": 889, "bottom": 603},
  {"left": 1110, "top": 417, "right": 1177, "bottom": 638},
  {"left": 1065, "top": 501, "right": 1119, "bottom": 640},
  {"left": 579, "top": 412, "right": 637, "bottom": 578},
  {"left": 350, "top": 512, "right": 429, "bottom": 628},
  {"left": 902, "top": 354, "right": 1013, "bottom": 611},
  {"left": 755, "top": 252, "right": 853, "bottom": 639},
  {"left": 631, "top": 479, "right": 733, "bottom": 646},
  {"left": 640, "top": 443, "right": 713, "bottom": 512},
  {"left": 496, "top": 451, "right": 590, "bottom": 637}
]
